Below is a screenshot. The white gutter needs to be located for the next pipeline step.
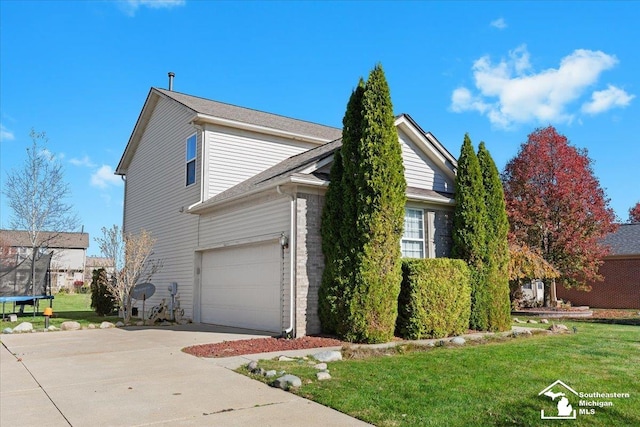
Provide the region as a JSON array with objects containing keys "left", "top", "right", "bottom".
[
  {"left": 193, "top": 113, "right": 334, "bottom": 145},
  {"left": 277, "top": 184, "right": 296, "bottom": 337}
]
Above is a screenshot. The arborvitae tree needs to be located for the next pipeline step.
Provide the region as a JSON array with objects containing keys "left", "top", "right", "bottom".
[
  {"left": 451, "top": 134, "right": 489, "bottom": 331},
  {"left": 345, "top": 64, "right": 406, "bottom": 343},
  {"left": 90, "top": 268, "right": 115, "bottom": 316},
  {"left": 319, "top": 82, "right": 364, "bottom": 334},
  {"left": 319, "top": 65, "right": 406, "bottom": 343},
  {"left": 477, "top": 142, "right": 511, "bottom": 331}
]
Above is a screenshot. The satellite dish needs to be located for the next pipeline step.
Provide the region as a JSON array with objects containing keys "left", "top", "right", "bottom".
[{"left": 131, "top": 282, "right": 156, "bottom": 300}]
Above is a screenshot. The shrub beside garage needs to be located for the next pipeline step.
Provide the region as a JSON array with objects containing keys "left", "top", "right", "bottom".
[{"left": 396, "top": 259, "right": 471, "bottom": 339}]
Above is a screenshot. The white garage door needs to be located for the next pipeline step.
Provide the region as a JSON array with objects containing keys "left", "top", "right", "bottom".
[{"left": 200, "top": 241, "right": 281, "bottom": 333}]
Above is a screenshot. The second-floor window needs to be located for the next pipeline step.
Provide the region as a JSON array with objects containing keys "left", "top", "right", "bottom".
[{"left": 186, "top": 134, "right": 197, "bottom": 186}]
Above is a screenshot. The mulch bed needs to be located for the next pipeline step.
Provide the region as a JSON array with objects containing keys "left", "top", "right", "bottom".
[{"left": 183, "top": 336, "right": 344, "bottom": 358}]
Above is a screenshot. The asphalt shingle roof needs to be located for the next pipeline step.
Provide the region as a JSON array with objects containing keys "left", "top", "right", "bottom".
[
  {"left": 155, "top": 88, "right": 342, "bottom": 141},
  {"left": 603, "top": 223, "right": 640, "bottom": 256},
  {"left": 0, "top": 230, "right": 89, "bottom": 249}
]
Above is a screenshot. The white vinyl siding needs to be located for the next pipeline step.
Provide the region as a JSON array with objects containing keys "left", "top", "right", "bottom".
[
  {"left": 402, "top": 208, "right": 425, "bottom": 258},
  {"left": 399, "top": 129, "right": 454, "bottom": 193},
  {"left": 123, "top": 96, "right": 201, "bottom": 319},
  {"left": 203, "top": 124, "right": 316, "bottom": 198}
]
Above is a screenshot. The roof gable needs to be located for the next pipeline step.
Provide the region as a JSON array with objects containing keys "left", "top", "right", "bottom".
[
  {"left": 116, "top": 88, "right": 341, "bottom": 175},
  {"left": 189, "top": 116, "right": 458, "bottom": 213}
]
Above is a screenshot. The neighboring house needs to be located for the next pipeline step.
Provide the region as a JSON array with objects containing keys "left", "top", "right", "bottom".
[
  {"left": 557, "top": 223, "right": 640, "bottom": 309},
  {"left": 116, "top": 87, "right": 457, "bottom": 336},
  {"left": 85, "top": 256, "right": 116, "bottom": 281},
  {"left": 0, "top": 229, "right": 89, "bottom": 291}
]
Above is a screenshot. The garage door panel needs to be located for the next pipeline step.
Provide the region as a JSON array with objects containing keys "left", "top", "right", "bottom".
[{"left": 200, "top": 241, "right": 281, "bottom": 332}]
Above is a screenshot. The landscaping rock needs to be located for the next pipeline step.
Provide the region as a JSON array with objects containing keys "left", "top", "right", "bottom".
[
  {"left": 247, "top": 361, "right": 259, "bottom": 372},
  {"left": 47, "top": 325, "right": 59, "bottom": 332},
  {"left": 513, "top": 318, "right": 526, "bottom": 324},
  {"left": 450, "top": 337, "right": 466, "bottom": 345},
  {"left": 2, "top": 327, "right": 13, "bottom": 334},
  {"left": 316, "top": 371, "right": 332, "bottom": 381},
  {"left": 313, "top": 350, "right": 342, "bottom": 362},
  {"left": 115, "top": 321, "right": 125, "bottom": 327},
  {"left": 313, "top": 363, "right": 328, "bottom": 370},
  {"left": 528, "top": 319, "right": 538, "bottom": 324},
  {"left": 549, "top": 324, "right": 570, "bottom": 333},
  {"left": 60, "top": 321, "right": 81, "bottom": 331},
  {"left": 14, "top": 322, "right": 34, "bottom": 333},
  {"left": 278, "top": 355, "right": 296, "bottom": 362},
  {"left": 265, "top": 370, "right": 277, "bottom": 378},
  {"left": 540, "top": 319, "right": 549, "bottom": 324},
  {"left": 100, "top": 322, "right": 115, "bottom": 329},
  {"left": 87, "top": 324, "right": 96, "bottom": 329},
  {"left": 273, "top": 374, "right": 302, "bottom": 390}
]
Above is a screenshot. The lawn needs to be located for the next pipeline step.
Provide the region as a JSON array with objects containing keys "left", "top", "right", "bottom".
[
  {"left": 1, "top": 292, "right": 120, "bottom": 330},
  {"left": 242, "top": 318, "right": 640, "bottom": 427}
]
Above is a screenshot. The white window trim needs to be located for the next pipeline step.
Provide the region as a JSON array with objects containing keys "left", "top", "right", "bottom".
[
  {"left": 402, "top": 208, "right": 425, "bottom": 258},
  {"left": 185, "top": 133, "right": 197, "bottom": 187}
]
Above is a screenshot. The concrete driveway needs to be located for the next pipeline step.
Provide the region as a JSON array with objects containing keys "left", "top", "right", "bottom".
[{"left": 1, "top": 324, "right": 370, "bottom": 426}]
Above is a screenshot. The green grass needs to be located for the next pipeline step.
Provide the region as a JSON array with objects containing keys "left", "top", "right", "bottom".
[
  {"left": 241, "top": 319, "right": 640, "bottom": 427},
  {"left": 2, "top": 293, "right": 120, "bottom": 330}
]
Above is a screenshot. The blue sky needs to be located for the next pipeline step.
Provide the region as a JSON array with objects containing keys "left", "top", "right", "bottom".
[{"left": 1, "top": 1, "right": 638, "bottom": 256}]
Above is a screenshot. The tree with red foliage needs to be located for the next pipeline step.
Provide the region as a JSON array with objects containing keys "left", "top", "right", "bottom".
[
  {"left": 629, "top": 202, "right": 640, "bottom": 223},
  {"left": 502, "top": 126, "right": 617, "bottom": 303}
]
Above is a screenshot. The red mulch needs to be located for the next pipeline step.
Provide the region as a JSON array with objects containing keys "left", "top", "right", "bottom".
[{"left": 183, "top": 336, "right": 344, "bottom": 358}]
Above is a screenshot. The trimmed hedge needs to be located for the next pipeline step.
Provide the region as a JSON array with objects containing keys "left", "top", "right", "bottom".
[{"left": 396, "top": 258, "right": 471, "bottom": 339}]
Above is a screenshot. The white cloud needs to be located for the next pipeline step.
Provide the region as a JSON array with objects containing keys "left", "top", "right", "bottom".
[
  {"left": 581, "top": 85, "right": 635, "bottom": 115},
  {"left": 119, "top": 0, "right": 185, "bottom": 16},
  {"left": 450, "top": 45, "right": 633, "bottom": 128},
  {"left": 491, "top": 18, "right": 507, "bottom": 30},
  {"left": 39, "top": 148, "right": 64, "bottom": 162},
  {"left": 0, "top": 124, "right": 15, "bottom": 142},
  {"left": 91, "top": 165, "right": 122, "bottom": 189},
  {"left": 69, "top": 155, "right": 97, "bottom": 168}
]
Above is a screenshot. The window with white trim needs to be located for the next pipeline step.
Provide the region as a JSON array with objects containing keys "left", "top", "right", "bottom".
[
  {"left": 185, "top": 134, "right": 196, "bottom": 186},
  {"left": 401, "top": 208, "right": 425, "bottom": 258}
]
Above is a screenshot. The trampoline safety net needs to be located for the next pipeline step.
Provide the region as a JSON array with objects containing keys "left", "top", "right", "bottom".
[{"left": 0, "top": 252, "right": 53, "bottom": 298}]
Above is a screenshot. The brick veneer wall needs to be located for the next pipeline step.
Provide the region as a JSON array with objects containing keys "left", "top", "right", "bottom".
[
  {"left": 556, "top": 257, "right": 640, "bottom": 309},
  {"left": 295, "top": 193, "right": 325, "bottom": 336}
]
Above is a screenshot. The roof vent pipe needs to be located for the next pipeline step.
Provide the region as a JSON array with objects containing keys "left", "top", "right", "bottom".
[{"left": 168, "top": 72, "right": 175, "bottom": 91}]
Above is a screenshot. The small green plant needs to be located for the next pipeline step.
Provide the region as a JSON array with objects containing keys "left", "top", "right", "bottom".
[{"left": 90, "top": 268, "right": 115, "bottom": 316}]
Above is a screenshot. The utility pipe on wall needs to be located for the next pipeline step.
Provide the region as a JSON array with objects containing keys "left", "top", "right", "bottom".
[{"left": 277, "top": 185, "right": 296, "bottom": 337}]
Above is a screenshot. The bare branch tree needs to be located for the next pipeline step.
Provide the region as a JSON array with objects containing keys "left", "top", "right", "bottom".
[
  {"left": 2, "top": 129, "right": 79, "bottom": 304},
  {"left": 95, "top": 225, "right": 162, "bottom": 323}
]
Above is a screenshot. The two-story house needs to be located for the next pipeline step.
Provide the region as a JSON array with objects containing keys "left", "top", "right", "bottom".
[
  {"left": 0, "top": 229, "right": 89, "bottom": 293},
  {"left": 116, "top": 85, "right": 457, "bottom": 336}
]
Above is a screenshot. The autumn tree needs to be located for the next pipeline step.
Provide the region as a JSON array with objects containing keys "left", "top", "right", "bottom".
[
  {"left": 502, "top": 126, "right": 617, "bottom": 303},
  {"left": 3, "top": 130, "right": 79, "bottom": 302},
  {"left": 95, "top": 225, "right": 162, "bottom": 323},
  {"left": 451, "top": 134, "right": 488, "bottom": 331},
  {"left": 319, "top": 64, "right": 406, "bottom": 343},
  {"left": 508, "top": 241, "right": 559, "bottom": 308},
  {"left": 629, "top": 202, "right": 640, "bottom": 223}
]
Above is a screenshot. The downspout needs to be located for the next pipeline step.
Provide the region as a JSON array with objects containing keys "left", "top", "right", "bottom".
[
  {"left": 277, "top": 185, "right": 296, "bottom": 337},
  {"left": 121, "top": 175, "right": 127, "bottom": 232}
]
